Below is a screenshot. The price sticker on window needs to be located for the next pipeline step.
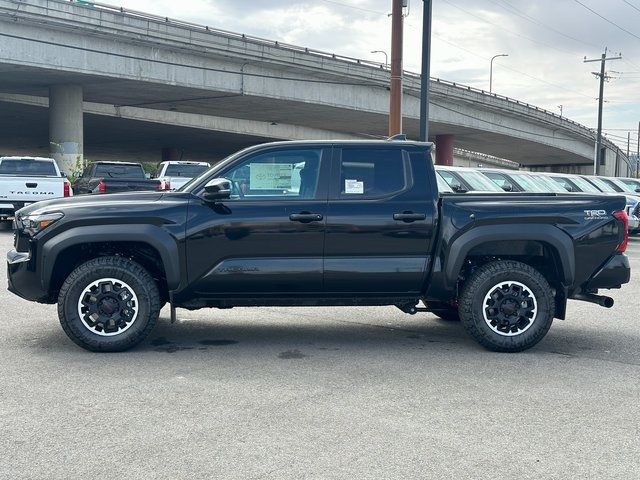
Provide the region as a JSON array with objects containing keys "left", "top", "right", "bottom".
[{"left": 345, "top": 179, "right": 364, "bottom": 194}]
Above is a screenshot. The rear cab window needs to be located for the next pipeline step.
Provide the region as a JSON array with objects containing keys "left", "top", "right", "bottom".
[
  {"left": 94, "top": 164, "right": 145, "bottom": 178},
  {"left": 0, "top": 158, "right": 58, "bottom": 177},
  {"left": 164, "top": 164, "right": 210, "bottom": 178}
]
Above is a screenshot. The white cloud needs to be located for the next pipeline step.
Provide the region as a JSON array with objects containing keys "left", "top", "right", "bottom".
[{"left": 114, "top": 0, "right": 640, "bottom": 149}]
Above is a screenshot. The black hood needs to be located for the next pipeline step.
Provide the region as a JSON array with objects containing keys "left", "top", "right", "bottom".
[{"left": 17, "top": 191, "right": 166, "bottom": 217}]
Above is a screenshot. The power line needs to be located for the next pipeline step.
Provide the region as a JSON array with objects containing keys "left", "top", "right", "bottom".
[
  {"left": 622, "top": 0, "right": 640, "bottom": 14},
  {"left": 440, "top": 0, "right": 583, "bottom": 57},
  {"left": 572, "top": 0, "right": 640, "bottom": 42},
  {"left": 0, "top": 32, "right": 379, "bottom": 87},
  {"left": 434, "top": 36, "right": 594, "bottom": 99},
  {"left": 316, "top": 0, "right": 388, "bottom": 16},
  {"left": 486, "top": 0, "right": 602, "bottom": 50}
]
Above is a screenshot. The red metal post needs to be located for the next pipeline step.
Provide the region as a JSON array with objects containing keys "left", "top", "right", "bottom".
[
  {"left": 435, "top": 134, "right": 454, "bottom": 166},
  {"left": 388, "top": 0, "right": 403, "bottom": 136}
]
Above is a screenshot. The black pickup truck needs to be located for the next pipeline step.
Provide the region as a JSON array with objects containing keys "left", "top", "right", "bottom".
[
  {"left": 7, "top": 140, "right": 631, "bottom": 352},
  {"left": 73, "top": 161, "right": 162, "bottom": 195}
]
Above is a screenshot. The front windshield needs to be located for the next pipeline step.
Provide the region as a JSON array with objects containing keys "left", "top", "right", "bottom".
[
  {"left": 587, "top": 176, "right": 619, "bottom": 193},
  {"left": 561, "top": 175, "right": 600, "bottom": 192},
  {"left": 619, "top": 178, "right": 640, "bottom": 192},
  {"left": 525, "top": 174, "right": 566, "bottom": 193},
  {"left": 509, "top": 173, "right": 547, "bottom": 192},
  {"left": 455, "top": 170, "right": 503, "bottom": 192},
  {"left": 436, "top": 172, "right": 454, "bottom": 192},
  {"left": 608, "top": 178, "right": 638, "bottom": 193}
]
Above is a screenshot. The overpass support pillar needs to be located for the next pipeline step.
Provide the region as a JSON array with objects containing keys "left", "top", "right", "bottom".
[
  {"left": 435, "top": 134, "right": 454, "bottom": 166},
  {"left": 49, "top": 85, "right": 83, "bottom": 175},
  {"left": 162, "top": 147, "right": 181, "bottom": 162}
]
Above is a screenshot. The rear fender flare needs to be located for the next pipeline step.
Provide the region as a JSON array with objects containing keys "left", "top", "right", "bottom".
[{"left": 444, "top": 224, "right": 575, "bottom": 288}]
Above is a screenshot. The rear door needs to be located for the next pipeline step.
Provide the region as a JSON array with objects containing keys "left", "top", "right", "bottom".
[{"left": 323, "top": 145, "right": 437, "bottom": 294}]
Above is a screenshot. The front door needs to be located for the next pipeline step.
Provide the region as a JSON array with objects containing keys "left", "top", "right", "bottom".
[
  {"left": 185, "top": 146, "right": 330, "bottom": 297},
  {"left": 323, "top": 146, "right": 437, "bottom": 295}
]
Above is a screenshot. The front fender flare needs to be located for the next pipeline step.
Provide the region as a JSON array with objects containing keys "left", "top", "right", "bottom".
[{"left": 40, "top": 224, "right": 182, "bottom": 292}]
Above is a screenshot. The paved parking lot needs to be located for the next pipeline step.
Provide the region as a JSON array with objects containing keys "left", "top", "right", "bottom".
[{"left": 1, "top": 227, "right": 639, "bottom": 479}]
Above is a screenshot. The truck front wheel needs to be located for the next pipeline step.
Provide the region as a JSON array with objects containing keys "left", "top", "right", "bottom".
[
  {"left": 57, "top": 256, "right": 161, "bottom": 352},
  {"left": 458, "top": 260, "right": 554, "bottom": 352}
]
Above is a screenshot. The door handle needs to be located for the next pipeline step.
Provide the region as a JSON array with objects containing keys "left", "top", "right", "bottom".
[
  {"left": 289, "top": 212, "right": 323, "bottom": 223},
  {"left": 26, "top": 182, "right": 38, "bottom": 188},
  {"left": 393, "top": 211, "right": 426, "bottom": 222}
]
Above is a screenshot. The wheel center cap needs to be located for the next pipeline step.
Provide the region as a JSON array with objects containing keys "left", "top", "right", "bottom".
[
  {"left": 500, "top": 299, "right": 518, "bottom": 316},
  {"left": 99, "top": 297, "right": 119, "bottom": 315}
]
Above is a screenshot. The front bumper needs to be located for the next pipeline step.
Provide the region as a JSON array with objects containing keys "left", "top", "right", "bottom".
[
  {"left": 584, "top": 253, "right": 631, "bottom": 290},
  {"left": 7, "top": 248, "right": 50, "bottom": 303}
]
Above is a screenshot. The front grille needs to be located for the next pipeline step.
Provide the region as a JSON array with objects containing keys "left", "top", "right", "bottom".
[{"left": 635, "top": 203, "right": 640, "bottom": 218}]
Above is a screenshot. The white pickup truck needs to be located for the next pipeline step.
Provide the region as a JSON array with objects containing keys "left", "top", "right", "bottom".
[
  {"left": 0, "top": 156, "right": 71, "bottom": 224},
  {"left": 155, "top": 161, "right": 211, "bottom": 191}
]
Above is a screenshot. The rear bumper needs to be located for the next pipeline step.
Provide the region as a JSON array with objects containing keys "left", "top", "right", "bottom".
[{"left": 584, "top": 253, "right": 631, "bottom": 290}]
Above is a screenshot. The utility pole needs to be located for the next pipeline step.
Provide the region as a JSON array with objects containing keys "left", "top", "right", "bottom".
[
  {"left": 636, "top": 121, "right": 640, "bottom": 178},
  {"left": 584, "top": 48, "right": 622, "bottom": 175},
  {"left": 558, "top": 105, "right": 563, "bottom": 117},
  {"left": 389, "top": 0, "right": 404, "bottom": 136},
  {"left": 419, "top": 0, "right": 432, "bottom": 142}
]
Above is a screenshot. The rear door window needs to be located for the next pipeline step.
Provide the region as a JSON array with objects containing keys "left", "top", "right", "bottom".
[{"left": 333, "top": 148, "right": 411, "bottom": 199}]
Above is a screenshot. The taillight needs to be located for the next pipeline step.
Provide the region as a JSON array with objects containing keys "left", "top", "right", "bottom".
[
  {"left": 613, "top": 210, "right": 629, "bottom": 253},
  {"left": 158, "top": 180, "right": 170, "bottom": 191},
  {"left": 63, "top": 180, "right": 71, "bottom": 197},
  {"left": 98, "top": 180, "right": 106, "bottom": 194}
]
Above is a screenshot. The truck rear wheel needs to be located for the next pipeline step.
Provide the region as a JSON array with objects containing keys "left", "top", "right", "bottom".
[
  {"left": 57, "top": 256, "right": 161, "bottom": 352},
  {"left": 459, "top": 260, "right": 554, "bottom": 352}
]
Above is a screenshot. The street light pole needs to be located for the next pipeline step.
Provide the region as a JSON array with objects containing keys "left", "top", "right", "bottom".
[
  {"left": 419, "top": 0, "right": 432, "bottom": 142},
  {"left": 371, "top": 50, "right": 388, "bottom": 67},
  {"left": 489, "top": 54, "right": 508, "bottom": 93}
]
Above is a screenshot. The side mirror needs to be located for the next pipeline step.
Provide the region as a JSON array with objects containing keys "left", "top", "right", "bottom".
[
  {"left": 204, "top": 178, "right": 231, "bottom": 202},
  {"left": 502, "top": 183, "right": 513, "bottom": 192},
  {"left": 451, "top": 183, "right": 468, "bottom": 193}
]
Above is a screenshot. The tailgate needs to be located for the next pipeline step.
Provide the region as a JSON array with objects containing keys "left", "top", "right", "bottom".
[{"left": 0, "top": 176, "right": 64, "bottom": 203}]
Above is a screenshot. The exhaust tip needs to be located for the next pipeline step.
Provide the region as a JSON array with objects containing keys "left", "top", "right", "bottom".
[{"left": 602, "top": 297, "right": 614, "bottom": 308}]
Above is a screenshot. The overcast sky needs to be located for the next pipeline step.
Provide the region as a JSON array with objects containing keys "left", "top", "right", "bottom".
[{"left": 114, "top": 0, "right": 639, "bottom": 151}]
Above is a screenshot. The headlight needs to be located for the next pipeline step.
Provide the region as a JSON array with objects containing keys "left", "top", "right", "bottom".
[{"left": 16, "top": 212, "right": 64, "bottom": 236}]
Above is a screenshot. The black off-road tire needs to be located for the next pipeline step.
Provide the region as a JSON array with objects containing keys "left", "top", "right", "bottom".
[
  {"left": 58, "top": 256, "right": 161, "bottom": 352},
  {"left": 459, "top": 260, "right": 554, "bottom": 352}
]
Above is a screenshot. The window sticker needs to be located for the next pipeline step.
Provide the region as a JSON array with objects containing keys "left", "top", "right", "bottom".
[
  {"left": 250, "top": 163, "right": 293, "bottom": 190},
  {"left": 345, "top": 179, "right": 364, "bottom": 194}
]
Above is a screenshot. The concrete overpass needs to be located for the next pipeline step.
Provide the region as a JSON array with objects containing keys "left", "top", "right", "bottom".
[{"left": 0, "top": 0, "right": 632, "bottom": 176}]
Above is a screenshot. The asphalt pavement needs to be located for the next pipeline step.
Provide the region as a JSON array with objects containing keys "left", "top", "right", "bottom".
[{"left": 1, "top": 228, "right": 639, "bottom": 479}]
